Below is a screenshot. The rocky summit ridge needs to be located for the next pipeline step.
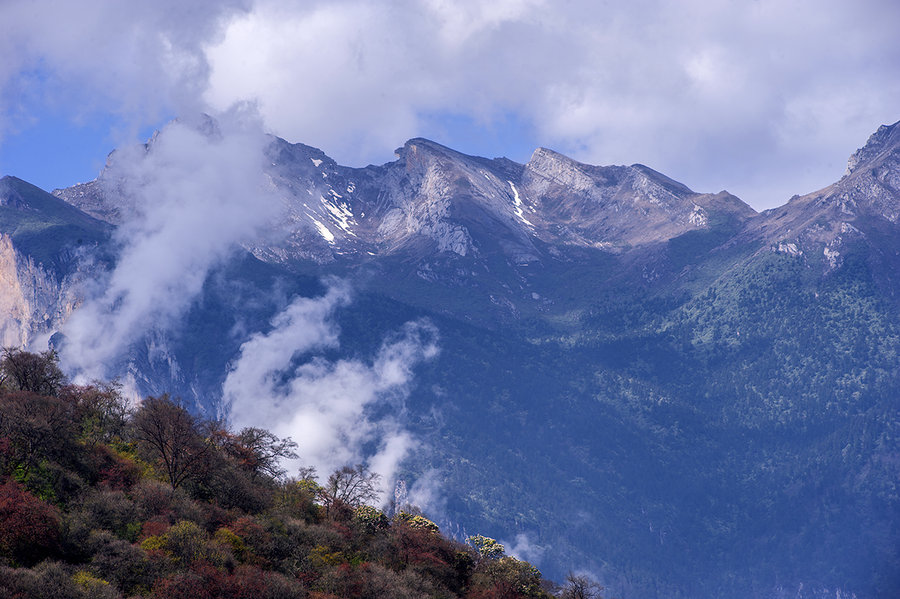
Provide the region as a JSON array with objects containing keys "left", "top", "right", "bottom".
[
  {"left": 49, "top": 119, "right": 900, "bottom": 267},
  {"left": 54, "top": 126, "right": 760, "bottom": 266},
  {"left": 21, "top": 116, "right": 900, "bottom": 330},
  {"left": 36, "top": 117, "right": 900, "bottom": 327}
]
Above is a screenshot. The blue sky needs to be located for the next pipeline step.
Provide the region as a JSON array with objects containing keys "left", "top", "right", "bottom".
[
  {"left": 1, "top": 0, "right": 899, "bottom": 209},
  {"left": 0, "top": 98, "right": 538, "bottom": 193},
  {"left": 0, "top": 110, "right": 163, "bottom": 191}
]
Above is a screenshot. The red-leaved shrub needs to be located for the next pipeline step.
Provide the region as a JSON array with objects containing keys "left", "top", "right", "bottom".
[{"left": 0, "top": 477, "right": 61, "bottom": 565}]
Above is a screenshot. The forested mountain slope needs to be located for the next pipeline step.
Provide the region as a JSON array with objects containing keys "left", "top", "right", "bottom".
[{"left": 0, "top": 119, "right": 898, "bottom": 597}]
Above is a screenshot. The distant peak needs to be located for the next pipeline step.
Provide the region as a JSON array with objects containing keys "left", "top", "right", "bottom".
[
  {"left": 529, "top": 146, "right": 577, "bottom": 163},
  {"left": 630, "top": 164, "right": 695, "bottom": 195},
  {"left": 0, "top": 175, "right": 41, "bottom": 193},
  {"left": 173, "top": 113, "right": 222, "bottom": 140},
  {"left": 525, "top": 147, "right": 592, "bottom": 175},
  {"left": 404, "top": 137, "right": 444, "bottom": 148},
  {"left": 395, "top": 138, "right": 499, "bottom": 171},
  {"left": 395, "top": 137, "right": 466, "bottom": 160}
]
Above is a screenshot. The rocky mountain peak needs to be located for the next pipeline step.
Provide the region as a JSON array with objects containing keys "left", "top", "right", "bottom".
[
  {"left": 742, "top": 121, "right": 900, "bottom": 266},
  {"left": 398, "top": 137, "right": 459, "bottom": 159},
  {"left": 520, "top": 148, "right": 731, "bottom": 248},
  {"left": 523, "top": 146, "right": 695, "bottom": 207},
  {"left": 266, "top": 136, "right": 336, "bottom": 172},
  {"left": 394, "top": 138, "right": 513, "bottom": 181},
  {"left": 827, "top": 120, "right": 900, "bottom": 223},
  {"left": 526, "top": 146, "right": 576, "bottom": 169},
  {"left": 845, "top": 120, "right": 900, "bottom": 175},
  {"left": 392, "top": 138, "right": 465, "bottom": 187}
]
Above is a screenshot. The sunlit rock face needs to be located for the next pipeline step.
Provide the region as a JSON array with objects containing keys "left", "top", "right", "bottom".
[
  {"left": 519, "top": 146, "right": 753, "bottom": 249},
  {"left": 0, "top": 234, "right": 61, "bottom": 347},
  {"left": 0, "top": 233, "right": 36, "bottom": 347},
  {"left": 0, "top": 176, "right": 106, "bottom": 349}
]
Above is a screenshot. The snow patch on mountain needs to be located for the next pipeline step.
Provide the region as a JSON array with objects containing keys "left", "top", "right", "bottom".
[
  {"left": 509, "top": 181, "right": 533, "bottom": 226},
  {"left": 311, "top": 217, "right": 335, "bottom": 243}
]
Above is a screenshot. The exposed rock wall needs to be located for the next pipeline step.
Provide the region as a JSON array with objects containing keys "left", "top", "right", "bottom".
[{"left": 0, "top": 234, "right": 80, "bottom": 349}]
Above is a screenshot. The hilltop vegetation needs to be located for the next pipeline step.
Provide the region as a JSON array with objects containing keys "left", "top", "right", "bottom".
[{"left": 0, "top": 348, "right": 590, "bottom": 599}]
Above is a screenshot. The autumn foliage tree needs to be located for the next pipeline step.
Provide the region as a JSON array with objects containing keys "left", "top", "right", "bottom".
[
  {"left": 0, "top": 478, "right": 61, "bottom": 565},
  {"left": 469, "top": 556, "right": 551, "bottom": 599},
  {"left": 60, "top": 381, "right": 130, "bottom": 448},
  {"left": 466, "top": 535, "right": 554, "bottom": 599},
  {"left": 560, "top": 572, "right": 605, "bottom": 599}
]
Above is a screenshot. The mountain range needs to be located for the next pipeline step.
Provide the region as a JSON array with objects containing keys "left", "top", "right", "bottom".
[{"left": 2, "top": 118, "right": 899, "bottom": 598}]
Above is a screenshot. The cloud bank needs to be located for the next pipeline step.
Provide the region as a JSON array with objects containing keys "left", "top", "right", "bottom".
[
  {"left": 0, "top": 0, "right": 250, "bottom": 141},
  {"left": 60, "top": 110, "right": 280, "bottom": 380},
  {"left": 223, "top": 281, "right": 439, "bottom": 502},
  {"left": 3, "top": 0, "right": 900, "bottom": 206},
  {"left": 203, "top": 0, "right": 900, "bottom": 208}
]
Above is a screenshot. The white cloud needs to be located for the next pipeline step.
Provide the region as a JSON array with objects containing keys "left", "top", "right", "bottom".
[
  {"left": 223, "top": 284, "right": 439, "bottom": 504},
  {"left": 60, "top": 110, "right": 280, "bottom": 379},
  {"left": 202, "top": 0, "right": 563, "bottom": 164},
  {"left": 0, "top": 0, "right": 250, "bottom": 143},
  {"left": 502, "top": 532, "right": 547, "bottom": 566},
  {"left": 202, "top": 0, "right": 900, "bottom": 208},
  {"left": 3, "top": 0, "right": 900, "bottom": 208},
  {"left": 406, "top": 468, "right": 445, "bottom": 517}
]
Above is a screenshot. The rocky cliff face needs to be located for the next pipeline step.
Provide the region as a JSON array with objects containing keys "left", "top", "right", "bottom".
[
  {"left": 0, "top": 233, "right": 46, "bottom": 347},
  {"left": 0, "top": 176, "right": 109, "bottom": 350},
  {"left": 0, "top": 233, "right": 84, "bottom": 348}
]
